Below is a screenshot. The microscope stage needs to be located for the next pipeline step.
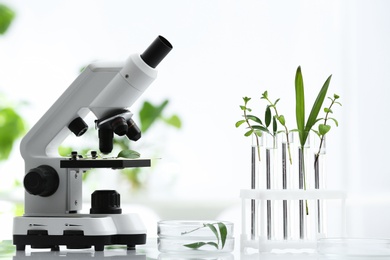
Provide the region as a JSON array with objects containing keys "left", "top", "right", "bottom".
[{"left": 60, "top": 158, "right": 151, "bottom": 169}]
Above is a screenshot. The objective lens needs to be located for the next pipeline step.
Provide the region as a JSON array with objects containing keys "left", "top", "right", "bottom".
[
  {"left": 126, "top": 118, "right": 141, "bottom": 141},
  {"left": 98, "top": 128, "right": 113, "bottom": 154},
  {"left": 111, "top": 117, "right": 128, "bottom": 136}
]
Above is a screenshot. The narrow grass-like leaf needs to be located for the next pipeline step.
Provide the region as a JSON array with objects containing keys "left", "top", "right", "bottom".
[
  {"left": 304, "top": 75, "right": 332, "bottom": 141},
  {"left": 218, "top": 222, "right": 227, "bottom": 249},
  {"left": 295, "top": 66, "right": 305, "bottom": 146}
]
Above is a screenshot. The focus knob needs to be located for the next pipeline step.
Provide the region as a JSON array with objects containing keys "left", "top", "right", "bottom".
[
  {"left": 24, "top": 165, "right": 59, "bottom": 197},
  {"left": 90, "top": 190, "right": 122, "bottom": 214}
]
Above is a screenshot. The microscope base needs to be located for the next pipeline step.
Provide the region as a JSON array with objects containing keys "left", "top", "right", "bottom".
[
  {"left": 13, "top": 214, "right": 147, "bottom": 251},
  {"left": 13, "top": 233, "right": 146, "bottom": 251}
]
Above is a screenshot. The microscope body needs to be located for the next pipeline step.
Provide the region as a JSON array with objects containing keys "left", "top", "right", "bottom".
[{"left": 13, "top": 36, "right": 172, "bottom": 251}]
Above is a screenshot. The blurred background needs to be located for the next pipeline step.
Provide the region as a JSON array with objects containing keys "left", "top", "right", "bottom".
[{"left": 0, "top": 0, "right": 390, "bottom": 240}]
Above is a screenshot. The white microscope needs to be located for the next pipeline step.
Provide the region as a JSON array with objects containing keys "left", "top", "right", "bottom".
[{"left": 13, "top": 36, "right": 172, "bottom": 251}]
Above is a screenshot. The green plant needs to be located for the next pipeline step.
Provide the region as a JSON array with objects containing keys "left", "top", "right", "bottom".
[
  {"left": 261, "top": 91, "right": 292, "bottom": 164},
  {"left": 295, "top": 66, "right": 332, "bottom": 151},
  {"left": 181, "top": 222, "right": 227, "bottom": 250},
  {"left": 313, "top": 94, "right": 342, "bottom": 163},
  {"left": 236, "top": 66, "right": 341, "bottom": 199},
  {"left": 235, "top": 97, "right": 263, "bottom": 161}
]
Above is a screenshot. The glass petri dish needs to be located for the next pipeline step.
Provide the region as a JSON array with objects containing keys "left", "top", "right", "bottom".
[
  {"left": 157, "top": 220, "right": 234, "bottom": 254},
  {"left": 317, "top": 238, "right": 390, "bottom": 257}
]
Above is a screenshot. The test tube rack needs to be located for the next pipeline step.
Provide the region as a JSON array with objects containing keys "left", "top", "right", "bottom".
[{"left": 240, "top": 189, "right": 346, "bottom": 253}]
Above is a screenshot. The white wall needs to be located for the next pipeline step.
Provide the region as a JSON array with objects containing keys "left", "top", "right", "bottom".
[{"left": 0, "top": 0, "right": 389, "bottom": 238}]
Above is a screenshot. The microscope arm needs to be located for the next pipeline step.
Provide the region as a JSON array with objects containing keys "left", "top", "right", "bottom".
[{"left": 20, "top": 55, "right": 157, "bottom": 162}]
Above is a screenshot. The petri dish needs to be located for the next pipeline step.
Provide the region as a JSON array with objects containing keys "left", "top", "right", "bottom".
[
  {"left": 317, "top": 238, "right": 390, "bottom": 257},
  {"left": 157, "top": 220, "right": 234, "bottom": 254}
]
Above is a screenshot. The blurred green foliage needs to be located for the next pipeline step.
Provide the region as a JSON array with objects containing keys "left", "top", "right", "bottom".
[
  {"left": 0, "top": 4, "right": 15, "bottom": 35},
  {"left": 0, "top": 4, "right": 26, "bottom": 161}
]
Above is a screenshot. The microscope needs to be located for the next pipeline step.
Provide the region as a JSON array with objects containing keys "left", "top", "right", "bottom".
[{"left": 13, "top": 36, "right": 172, "bottom": 251}]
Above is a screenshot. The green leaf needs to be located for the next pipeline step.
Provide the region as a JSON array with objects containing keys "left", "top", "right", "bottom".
[
  {"left": 262, "top": 91, "right": 268, "bottom": 99},
  {"left": 251, "top": 125, "right": 270, "bottom": 133},
  {"left": 312, "top": 129, "right": 321, "bottom": 137},
  {"left": 329, "top": 117, "right": 339, "bottom": 127},
  {"left": 0, "top": 4, "right": 15, "bottom": 35},
  {"left": 295, "top": 66, "right": 305, "bottom": 147},
  {"left": 139, "top": 100, "right": 169, "bottom": 132},
  {"left": 324, "top": 107, "right": 333, "bottom": 113},
  {"left": 254, "top": 129, "right": 262, "bottom": 136},
  {"left": 239, "top": 105, "right": 247, "bottom": 111},
  {"left": 247, "top": 115, "right": 263, "bottom": 125},
  {"left": 235, "top": 120, "right": 246, "bottom": 128},
  {"left": 319, "top": 124, "right": 331, "bottom": 136},
  {"left": 303, "top": 74, "right": 332, "bottom": 145},
  {"left": 243, "top": 97, "right": 251, "bottom": 103},
  {"left": 163, "top": 114, "right": 182, "bottom": 128},
  {"left": 183, "top": 242, "right": 206, "bottom": 249},
  {"left": 272, "top": 116, "right": 277, "bottom": 134},
  {"left": 205, "top": 224, "right": 220, "bottom": 245},
  {"left": 218, "top": 222, "right": 227, "bottom": 249},
  {"left": 274, "top": 98, "right": 280, "bottom": 106},
  {"left": 117, "top": 149, "right": 140, "bottom": 159},
  {"left": 334, "top": 93, "right": 340, "bottom": 99},
  {"left": 265, "top": 106, "right": 271, "bottom": 127},
  {"left": 244, "top": 129, "right": 254, "bottom": 137},
  {"left": 278, "top": 115, "right": 286, "bottom": 126},
  {"left": 183, "top": 242, "right": 219, "bottom": 250}
]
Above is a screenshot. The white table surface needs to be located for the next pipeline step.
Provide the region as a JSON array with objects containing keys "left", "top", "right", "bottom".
[{"left": 1, "top": 238, "right": 382, "bottom": 260}]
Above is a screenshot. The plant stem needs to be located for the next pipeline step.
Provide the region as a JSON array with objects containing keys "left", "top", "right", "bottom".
[
  {"left": 244, "top": 108, "right": 261, "bottom": 161},
  {"left": 314, "top": 98, "right": 337, "bottom": 165},
  {"left": 263, "top": 97, "right": 292, "bottom": 164}
]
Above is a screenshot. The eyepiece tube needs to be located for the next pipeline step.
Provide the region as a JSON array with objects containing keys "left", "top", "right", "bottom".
[{"left": 141, "top": 35, "right": 173, "bottom": 68}]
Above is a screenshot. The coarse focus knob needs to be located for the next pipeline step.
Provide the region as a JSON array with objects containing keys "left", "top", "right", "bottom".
[
  {"left": 24, "top": 165, "right": 59, "bottom": 197},
  {"left": 90, "top": 190, "right": 122, "bottom": 214}
]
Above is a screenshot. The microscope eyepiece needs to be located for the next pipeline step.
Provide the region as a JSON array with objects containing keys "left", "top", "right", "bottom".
[{"left": 141, "top": 35, "right": 173, "bottom": 68}]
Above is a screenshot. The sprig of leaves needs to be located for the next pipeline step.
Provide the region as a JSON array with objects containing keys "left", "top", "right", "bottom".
[
  {"left": 236, "top": 95, "right": 285, "bottom": 160},
  {"left": 236, "top": 97, "right": 264, "bottom": 160},
  {"left": 182, "top": 222, "right": 227, "bottom": 250},
  {"left": 261, "top": 91, "right": 292, "bottom": 164},
  {"left": 313, "top": 94, "right": 342, "bottom": 162}
]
